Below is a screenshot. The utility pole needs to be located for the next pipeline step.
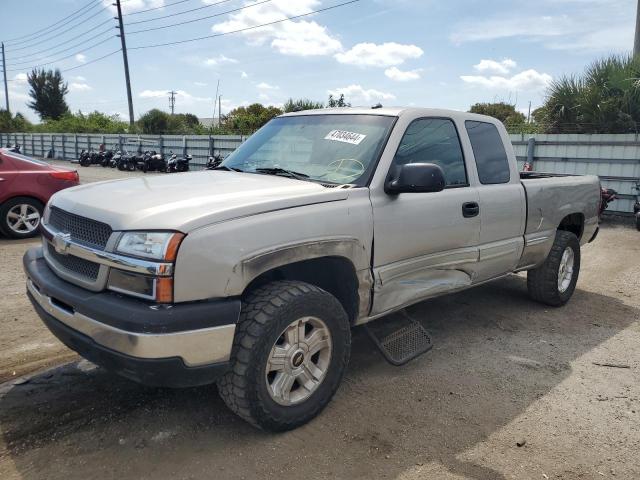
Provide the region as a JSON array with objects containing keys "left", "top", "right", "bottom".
[
  {"left": 218, "top": 95, "right": 222, "bottom": 127},
  {"left": 527, "top": 100, "right": 532, "bottom": 123},
  {"left": 168, "top": 90, "right": 176, "bottom": 115},
  {"left": 1, "top": 43, "right": 9, "bottom": 113},
  {"left": 115, "top": 0, "right": 134, "bottom": 127},
  {"left": 635, "top": 0, "right": 640, "bottom": 57},
  {"left": 212, "top": 79, "right": 220, "bottom": 128}
]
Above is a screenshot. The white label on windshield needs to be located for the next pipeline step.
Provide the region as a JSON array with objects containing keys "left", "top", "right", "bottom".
[{"left": 324, "top": 130, "right": 367, "bottom": 145}]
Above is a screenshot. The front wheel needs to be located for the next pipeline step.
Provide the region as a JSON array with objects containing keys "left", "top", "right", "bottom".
[
  {"left": 217, "top": 281, "right": 351, "bottom": 431},
  {"left": 527, "top": 230, "right": 580, "bottom": 306},
  {"left": 0, "top": 197, "right": 43, "bottom": 239}
]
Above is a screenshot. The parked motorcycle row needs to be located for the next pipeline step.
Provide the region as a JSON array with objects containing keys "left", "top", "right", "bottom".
[{"left": 78, "top": 147, "right": 192, "bottom": 173}]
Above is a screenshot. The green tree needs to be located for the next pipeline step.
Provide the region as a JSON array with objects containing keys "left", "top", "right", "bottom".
[
  {"left": 469, "top": 102, "right": 526, "bottom": 127},
  {"left": 327, "top": 94, "right": 350, "bottom": 108},
  {"left": 32, "top": 111, "right": 128, "bottom": 134},
  {"left": 225, "top": 103, "right": 283, "bottom": 134},
  {"left": 138, "top": 109, "right": 171, "bottom": 134},
  {"left": 0, "top": 110, "right": 32, "bottom": 132},
  {"left": 27, "top": 68, "right": 69, "bottom": 120},
  {"left": 283, "top": 98, "right": 324, "bottom": 113},
  {"left": 540, "top": 55, "right": 640, "bottom": 133}
]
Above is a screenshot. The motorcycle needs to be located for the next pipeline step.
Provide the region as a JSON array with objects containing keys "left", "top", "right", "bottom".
[
  {"left": 600, "top": 187, "right": 617, "bottom": 216},
  {"left": 117, "top": 150, "right": 138, "bottom": 171},
  {"left": 109, "top": 150, "right": 122, "bottom": 168},
  {"left": 100, "top": 150, "right": 114, "bottom": 167},
  {"left": 141, "top": 151, "right": 167, "bottom": 173},
  {"left": 206, "top": 154, "right": 225, "bottom": 170},
  {"left": 167, "top": 151, "right": 192, "bottom": 173}
]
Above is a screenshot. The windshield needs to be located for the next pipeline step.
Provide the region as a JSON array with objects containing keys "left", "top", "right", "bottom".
[{"left": 221, "top": 114, "right": 396, "bottom": 185}]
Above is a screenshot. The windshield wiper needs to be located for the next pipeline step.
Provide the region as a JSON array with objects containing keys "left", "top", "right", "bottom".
[
  {"left": 255, "top": 167, "right": 309, "bottom": 181},
  {"left": 213, "top": 165, "right": 243, "bottom": 172}
]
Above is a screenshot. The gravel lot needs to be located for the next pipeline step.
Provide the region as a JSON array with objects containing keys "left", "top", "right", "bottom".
[{"left": 0, "top": 163, "right": 638, "bottom": 480}]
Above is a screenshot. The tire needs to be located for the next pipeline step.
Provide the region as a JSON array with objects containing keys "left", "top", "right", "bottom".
[
  {"left": 217, "top": 280, "right": 351, "bottom": 432},
  {"left": 635, "top": 214, "right": 640, "bottom": 232},
  {"left": 0, "top": 197, "right": 44, "bottom": 239},
  {"left": 527, "top": 230, "right": 580, "bottom": 307}
]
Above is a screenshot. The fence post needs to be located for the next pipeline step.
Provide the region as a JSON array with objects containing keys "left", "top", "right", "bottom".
[
  {"left": 87, "top": 135, "right": 91, "bottom": 152},
  {"left": 21, "top": 133, "right": 25, "bottom": 152},
  {"left": 61, "top": 134, "right": 66, "bottom": 160},
  {"left": 118, "top": 135, "right": 122, "bottom": 152},
  {"left": 182, "top": 135, "right": 187, "bottom": 157},
  {"left": 208, "top": 134, "right": 213, "bottom": 157},
  {"left": 525, "top": 137, "right": 536, "bottom": 171},
  {"left": 31, "top": 135, "right": 34, "bottom": 155},
  {"left": 158, "top": 135, "right": 164, "bottom": 156}
]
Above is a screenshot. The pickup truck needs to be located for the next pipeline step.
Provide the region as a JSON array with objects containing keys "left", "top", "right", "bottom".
[{"left": 23, "top": 108, "right": 600, "bottom": 431}]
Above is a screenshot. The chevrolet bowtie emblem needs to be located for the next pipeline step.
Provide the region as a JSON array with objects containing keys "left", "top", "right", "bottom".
[{"left": 52, "top": 232, "right": 72, "bottom": 255}]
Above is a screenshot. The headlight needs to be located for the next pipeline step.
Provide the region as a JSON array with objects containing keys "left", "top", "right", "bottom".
[{"left": 116, "top": 231, "right": 184, "bottom": 261}]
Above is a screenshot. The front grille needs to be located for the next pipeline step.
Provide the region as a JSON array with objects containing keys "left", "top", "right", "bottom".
[
  {"left": 48, "top": 207, "right": 112, "bottom": 250},
  {"left": 47, "top": 243, "right": 100, "bottom": 281}
]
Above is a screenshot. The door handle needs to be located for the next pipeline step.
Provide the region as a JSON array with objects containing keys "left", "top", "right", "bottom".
[{"left": 462, "top": 202, "right": 480, "bottom": 218}]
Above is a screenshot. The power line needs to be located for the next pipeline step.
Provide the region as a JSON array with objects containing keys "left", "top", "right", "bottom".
[
  {"left": 5, "top": 37, "right": 117, "bottom": 73},
  {"left": 127, "top": 0, "right": 235, "bottom": 25},
  {"left": 129, "top": 0, "right": 360, "bottom": 50},
  {"left": 60, "top": 49, "right": 122, "bottom": 73},
  {"left": 127, "top": 0, "right": 273, "bottom": 35},
  {"left": 2, "top": 0, "right": 101, "bottom": 44},
  {"left": 123, "top": 0, "right": 192, "bottom": 16},
  {"left": 8, "top": 5, "right": 112, "bottom": 52},
  {"left": 6, "top": 25, "right": 115, "bottom": 65}
]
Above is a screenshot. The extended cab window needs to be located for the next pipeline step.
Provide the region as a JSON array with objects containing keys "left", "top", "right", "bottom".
[
  {"left": 465, "top": 121, "right": 511, "bottom": 184},
  {"left": 392, "top": 118, "right": 468, "bottom": 187}
]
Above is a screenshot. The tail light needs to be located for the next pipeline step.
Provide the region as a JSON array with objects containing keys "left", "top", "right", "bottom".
[{"left": 49, "top": 170, "right": 79, "bottom": 182}]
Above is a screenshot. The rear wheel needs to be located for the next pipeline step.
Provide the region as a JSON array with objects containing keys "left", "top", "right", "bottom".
[
  {"left": 527, "top": 230, "right": 580, "bottom": 306},
  {"left": 0, "top": 197, "right": 43, "bottom": 239},
  {"left": 217, "top": 281, "right": 351, "bottom": 431}
]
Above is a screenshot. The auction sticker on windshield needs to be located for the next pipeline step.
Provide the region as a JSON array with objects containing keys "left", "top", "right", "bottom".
[{"left": 324, "top": 130, "right": 367, "bottom": 145}]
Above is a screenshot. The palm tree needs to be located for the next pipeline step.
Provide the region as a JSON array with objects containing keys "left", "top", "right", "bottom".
[{"left": 540, "top": 55, "right": 640, "bottom": 133}]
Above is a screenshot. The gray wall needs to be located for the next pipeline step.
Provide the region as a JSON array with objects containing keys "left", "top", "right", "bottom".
[
  {"left": 2, "top": 132, "right": 638, "bottom": 214},
  {"left": 510, "top": 133, "right": 640, "bottom": 214}
]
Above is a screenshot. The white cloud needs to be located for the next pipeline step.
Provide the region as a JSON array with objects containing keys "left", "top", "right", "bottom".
[
  {"left": 203, "top": 54, "right": 238, "bottom": 66},
  {"left": 450, "top": 0, "right": 634, "bottom": 53},
  {"left": 384, "top": 67, "right": 422, "bottom": 82},
  {"left": 194, "top": 81, "right": 208, "bottom": 87},
  {"left": 102, "top": 0, "right": 164, "bottom": 14},
  {"left": 257, "top": 82, "right": 279, "bottom": 90},
  {"left": 327, "top": 84, "right": 396, "bottom": 103},
  {"left": 75, "top": 54, "right": 86, "bottom": 63},
  {"left": 212, "top": 0, "right": 342, "bottom": 56},
  {"left": 461, "top": 69, "right": 552, "bottom": 91},
  {"left": 72, "top": 75, "right": 87, "bottom": 82},
  {"left": 473, "top": 59, "right": 517, "bottom": 75},
  {"left": 335, "top": 42, "right": 423, "bottom": 67},
  {"left": 241, "top": 71, "right": 248, "bottom": 79},
  {"left": 139, "top": 89, "right": 212, "bottom": 106},
  {"left": 13, "top": 73, "right": 28, "bottom": 84},
  {"left": 69, "top": 82, "right": 92, "bottom": 92}
]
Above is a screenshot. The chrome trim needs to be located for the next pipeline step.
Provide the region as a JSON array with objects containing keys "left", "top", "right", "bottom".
[
  {"left": 42, "top": 223, "right": 174, "bottom": 277},
  {"left": 27, "top": 279, "right": 235, "bottom": 366}
]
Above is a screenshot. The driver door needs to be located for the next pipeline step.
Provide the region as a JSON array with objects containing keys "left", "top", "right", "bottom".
[{"left": 370, "top": 117, "right": 480, "bottom": 316}]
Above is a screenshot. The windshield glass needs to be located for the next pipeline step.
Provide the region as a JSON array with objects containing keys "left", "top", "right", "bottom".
[{"left": 221, "top": 114, "right": 396, "bottom": 185}]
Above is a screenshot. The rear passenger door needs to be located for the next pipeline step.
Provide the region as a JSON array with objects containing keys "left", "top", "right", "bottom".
[{"left": 464, "top": 120, "right": 525, "bottom": 281}]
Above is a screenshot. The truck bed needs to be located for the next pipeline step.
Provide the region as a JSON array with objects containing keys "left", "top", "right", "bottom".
[{"left": 516, "top": 172, "right": 600, "bottom": 270}]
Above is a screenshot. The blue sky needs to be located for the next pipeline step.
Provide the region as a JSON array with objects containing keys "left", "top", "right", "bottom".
[{"left": 1, "top": 0, "right": 637, "bottom": 123}]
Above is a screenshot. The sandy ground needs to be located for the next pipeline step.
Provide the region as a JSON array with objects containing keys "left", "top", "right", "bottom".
[{"left": 0, "top": 164, "right": 638, "bottom": 479}]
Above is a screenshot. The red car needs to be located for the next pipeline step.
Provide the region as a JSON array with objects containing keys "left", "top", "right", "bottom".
[{"left": 0, "top": 148, "right": 79, "bottom": 239}]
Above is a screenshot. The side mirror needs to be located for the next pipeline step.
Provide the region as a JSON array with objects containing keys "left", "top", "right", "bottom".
[{"left": 385, "top": 163, "right": 446, "bottom": 194}]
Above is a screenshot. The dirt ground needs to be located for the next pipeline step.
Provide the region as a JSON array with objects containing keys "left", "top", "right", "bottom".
[{"left": 0, "top": 164, "right": 638, "bottom": 479}]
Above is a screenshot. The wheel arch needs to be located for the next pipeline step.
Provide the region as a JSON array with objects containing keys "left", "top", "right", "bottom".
[
  {"left": 239, "top": 240, "right": 372, "bottom": 324},
  {"left": 557, "top": 212, "right": 584, "bottom": 240}
]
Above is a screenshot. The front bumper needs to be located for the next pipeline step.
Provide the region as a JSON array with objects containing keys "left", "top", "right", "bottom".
[{"left": 24, "top": 247, "right": 241, "bottom": 387}]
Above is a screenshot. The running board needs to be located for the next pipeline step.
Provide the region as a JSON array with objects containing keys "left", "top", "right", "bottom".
[{"left": 364, "top": 310, "right": 433, "bottom": 366}]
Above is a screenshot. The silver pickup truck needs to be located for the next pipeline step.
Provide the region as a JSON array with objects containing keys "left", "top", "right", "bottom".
[{"left": 23, "top": 108, "right": 600, "bottom": 431}]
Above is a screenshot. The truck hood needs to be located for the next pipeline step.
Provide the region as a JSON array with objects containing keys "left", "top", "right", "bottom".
[{"left": 49, "top": 171, "right": 351, "bottom": 232}]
